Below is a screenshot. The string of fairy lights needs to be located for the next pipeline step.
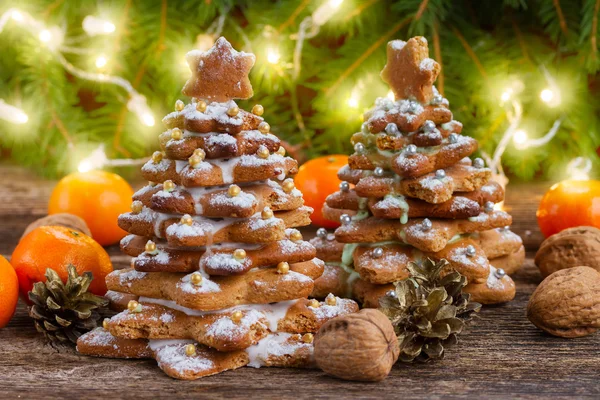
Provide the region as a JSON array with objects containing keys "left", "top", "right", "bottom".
[{"left": 0, "top": 2, "right": 591, "bottom": 181}]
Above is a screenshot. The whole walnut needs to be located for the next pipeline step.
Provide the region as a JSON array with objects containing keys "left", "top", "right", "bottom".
[
  {"left": 527, "top": 266, "right": 600, "bottom": 338},
  {"left": 21, "top": 213, "right": 91, "bottom": 241},
  {"left": 314, "top": 308, "right": 399, "bottom": 382},
  {"left": 535, "top": 226, "right": 600, "bottom": 278}
]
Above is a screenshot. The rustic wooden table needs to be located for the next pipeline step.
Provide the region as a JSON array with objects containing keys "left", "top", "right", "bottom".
[{"left": 0, "top": 166, "right": 598, "bottom": 399}]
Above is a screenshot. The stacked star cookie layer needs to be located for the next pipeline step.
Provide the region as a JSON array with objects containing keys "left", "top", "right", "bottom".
[
  {"left": 76, "top": 37, "right": 358, "bottom": 380},
  {"left": 310, "top": 36, "right": 524, "bottom": 307}
]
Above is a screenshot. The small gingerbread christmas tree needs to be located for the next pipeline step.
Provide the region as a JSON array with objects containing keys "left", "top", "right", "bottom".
[
  {"left": 312, "top": 36, "right": 524, "bottom": 307},
  {"left": 77, "top": 37, "right": 357, "bottom": 380}
]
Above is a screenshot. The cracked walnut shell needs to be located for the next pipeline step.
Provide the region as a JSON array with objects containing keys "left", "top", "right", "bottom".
[
  {"left": 314, "top": 308, "right": 399, "bottom": 382},
  {"left": 535, "top": 226, "right": 600, "bottom": 278},
  {"left": 527, "top": 266, "right": 600, "bottom": 338}
]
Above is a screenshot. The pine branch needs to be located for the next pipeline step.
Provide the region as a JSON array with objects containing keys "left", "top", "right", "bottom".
[
  {"left": 325, "top": 17, "right": 411, "bottom": 96},
  {"left": 432, "top": 20, "right": 444, "bottom": 95},
  {"left": 451, "top": 26, "right": 488, "bottom": 79},
  {"left": 552, "top": 0, "right": 569, "bottom": 35}
]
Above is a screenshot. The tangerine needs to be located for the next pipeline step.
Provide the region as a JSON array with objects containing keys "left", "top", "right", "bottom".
[
  {"left": 537, "top": 179, "right": 600, "bottom": 238},
  {"left": 0, "top": 255, "right": 19, "bottom": 328},
  {"left": 295, "top": 155, "right": 348, "bottom": 228},
  {"left": 11, "top": 226, "right": 113, "bottom": 299},
  {"left": 48, "top": 170, "right": 134, "bottom": 246}
]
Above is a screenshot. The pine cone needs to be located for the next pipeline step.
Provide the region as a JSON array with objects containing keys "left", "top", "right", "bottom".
[
  {"left": 28, "top": 265, "right": 108, "bottom": 344},
  {"left": 379, "top": 258, "right": 481, "bottom": 362}
]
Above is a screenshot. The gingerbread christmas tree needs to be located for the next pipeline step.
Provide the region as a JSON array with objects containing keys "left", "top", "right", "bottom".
[
  {"left": 77, "top": 37, "right": 358, "bottom": 380},
  {"left": 312, "top": 37, "right": 524, "bottom": 307}
]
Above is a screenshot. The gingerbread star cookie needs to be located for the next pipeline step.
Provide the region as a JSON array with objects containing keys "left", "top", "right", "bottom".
[
  {"left": 182, "top": 37, "right": 255, "bottom": 102},
  {"left": 380, "top": 36, "right": 440, "bottom": 103}
]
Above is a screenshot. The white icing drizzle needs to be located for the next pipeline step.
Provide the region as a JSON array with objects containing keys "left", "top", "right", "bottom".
[{"left": 245, "top": 333, "right": 312, "bottom": 368}]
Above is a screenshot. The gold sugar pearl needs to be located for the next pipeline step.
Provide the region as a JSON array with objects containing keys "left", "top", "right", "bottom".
[
  {"left": 131, "top": 200, "right": 143, "bottom": 214},
  {"left": 289, "top": 229, "right": 302, "bottom": 242},
  {"left": 185, "top": 344, "right": 196, "bottom": 356},
  {"left": 277, "top": 262, "right": 290, "bottom": 274},
  {"left": 276, "top": 146, "right": 286, "bottom": 156},
  {"left": 145, "top": 240, "right": 157, "bottom": 253},
  {"left": 102, "top": 318, "right": 109, "bottom": 330},
  {"left": 282, "top": 179, "right": 295, "bottom": 193},
  {"left": 189, "top": 154, "right": 202, "bottom": 167},
  {"left": 257, "top": 145, "right": 270, "bottom": 159},
  {"left": 252, "top": 104, "right": 264, "bottom": 116},
  {"left": 171, "top": 128, "right": 183, "bottom": 140},
  {"left": 148, "top": 181, "right": 157, "bottom": 187},
  {"left": 127, "top": 300, "right": 141, "bottom": 313},
  {"left": 175, "top": 99, "right": 185, "bottom": 111},
  {"left": 302, "top": 333, "right": 314, "bottom": 344},
  {"left": 227, "top": 106, "right": 240, "bottom": 117},
  {"left": 163, "top": 180, "right": 175, "bottom": 192},
  {"left": 151, "top": 151, "right": 163, "bottom": 164},
  {"left": 190, "top": 272, "right": 203, "bottom": 286},
  {"left": 308, "top": 299, "right": 320, "bottom": 308},
  {"left": 231, "top": 310, "right": 243, "bottom": 324},
  {"left": 181, "top": 214, "right": 193, "bottom": 226},
  {"left": 261, "top": 207, "right": 274, "bottom": 219},
  {"left": 258, "top": 122, "right": 270, "bottom": 134},
  {"left": 196, "top": 100, "right": 207, "bottom": 112},
  {"left": 228, "top": 184, "right": 241, "bottom": 197},
  {"left": 325, "top": 294, "right": 337, "bottom": 306},
  {"left": 233, "top": 249, "right": 247, "bottom": 260},
  {"left": 193, "top": 148, "right": 206, "bottom": 160}
]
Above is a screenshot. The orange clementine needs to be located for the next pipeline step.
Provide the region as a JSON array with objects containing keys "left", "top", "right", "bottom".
[
  {"left": 48, "top": 170, "right": 134, "bottom": 246},
  {"left": 537, "top": 179, "right": 600, "bottom": 237},
  {"left": 0, "top": 255, "right": 19, "bottom": 328},
  {"left": 11, "top": 226, "right": 113, "bottom": 299},
  {"left": 295, "top": 155, "right": 349, "bottom": 228}
]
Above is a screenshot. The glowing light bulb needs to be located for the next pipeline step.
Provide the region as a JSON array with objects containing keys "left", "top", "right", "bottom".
[
  {"left": 513, "top": 129, "right": 528, "bottom": 147},
  {"left": 267, "top": 48, "right": 281, "bottom": 64},
  {"left": 142, "top": 113, "right": 155, "bottom": 126},
  {"left": 329, "top": 0, "right": 344, "bottom": 8},
  {"left": 540, "top": 88, "right": 554, "bottom": 103},
  {"left": 95, "top": 55, "right": 108, "bottom": 68},
  {"left": 347, "top": 95, "right": 359, "bottom": 108},
  {"left": 103, "top": 21, "right": 116, "bottom": 34},
  {"left": 83, "top": 16, "right": 116, "bottom": 36},
  {"left": 15, "top": 111, "right": 28, "bottom": 124},
  {"left": 11, "top": 10, "right": 23, "bottom": 22},
  {"left": 386, "top": 90, "right": 394, "bottom": 101},
  {"left": 39, "top": 29, "right": 52, "bottom": 42},
  {"left": 0, "top": 100, "right": 28, "bottom": 124},
  {"left": 500, "top": 88, "right": 512, "bottom": 103},
  {"left": 78, "top": 160, "right": 93, "bottom": 173}
]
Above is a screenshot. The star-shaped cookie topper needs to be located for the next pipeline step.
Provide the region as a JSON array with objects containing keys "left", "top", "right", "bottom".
[
  {"left": 182, "top": 36, "right": 256, "bottom": 102},
  {"left": 380, "top": 36, "right": 440, "bottom": 104}
]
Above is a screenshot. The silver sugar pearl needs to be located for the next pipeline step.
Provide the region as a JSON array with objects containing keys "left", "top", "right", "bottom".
[
  {"left": 503, "top": 226, "right": 510, "bottom": 232},
  {"left": 374, "top": 167, "right": 385, "bottom": 177},
  {"left": 494, "top": 268, "right": 506, "bottom": 279},
  {"left": 386, "top": 290, "right": 397, "bottom": 298},
  {"left": 339, "top": 181, "right": 350, "bottom": 192},
  {"left": 340, "top": 214, "right": 352, "bottom": 226},
  {"left": 422, "top": 218, "right": 432, "bottom": 231},
  {"left": 326, "top": 233, "right": 336, "bottom": 241},
  {"left": 316, "top": 228, "right": 328, "bottom": 239},
  {"left": 473, "top": 157, "right": 485, "bottom": 168},
  {"left": 354, "top": 142, "right": 365, "bottom": 154},
  {"left": 361, "top": 122, "right": 369, "bottom": 133},
  {"left": 484, "top": 201, "right": 494, "bottom": 213},
  {"left": 405, "top": 144, "right": 417, "bottom": 156},
  {"left": 423, "top": 120, "right": 436, "bottom": 132},
  {"left": 372, "top": 247, "right": 384, "bottom": 258},
  {"left": 448, "top": 133, "right": 458, "bottom": 144},
  {"left": 435, "top": 169, "right": 446, "bottom": 180},
  {"left": 466, "top": 245, "right": 476, "bottom": 257},
  {"left": 432, "top": 94, "right": 443, "bottom": 105},
  {"left": 408, "top": 102, "right": 420, "bottom": 114},
  {"left": 385, "top": 123, "right": 399, "bottom": 135}
]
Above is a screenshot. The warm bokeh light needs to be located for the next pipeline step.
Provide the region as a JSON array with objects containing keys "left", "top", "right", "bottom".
[
  {"left": 267, "top": 47, "right": 281, "bottom": 64},
  {"left": 513, "top": 129, "right": 528, "bottom": 146},
  {"left": 95, "top": 55, "right": 107, "bottom": 68}
]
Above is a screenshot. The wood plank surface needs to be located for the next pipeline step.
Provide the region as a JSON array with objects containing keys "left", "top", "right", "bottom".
[{"left": 0, "top": 165, "right": 597, "bottom": 399}]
